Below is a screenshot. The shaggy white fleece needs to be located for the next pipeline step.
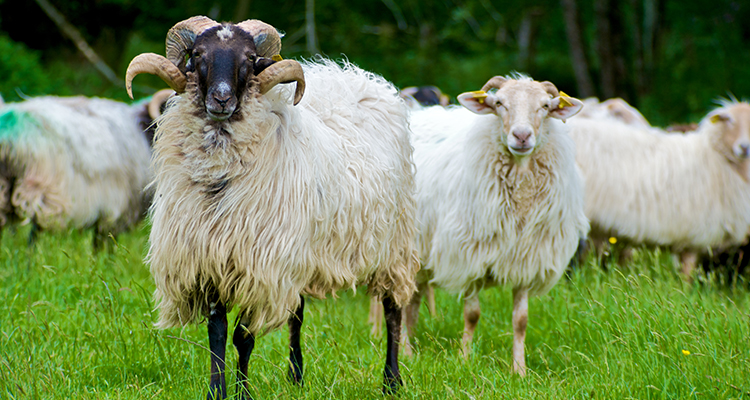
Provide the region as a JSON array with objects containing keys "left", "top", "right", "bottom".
[
  {"left": 0, "top": 96, "right": 153, "bottom": 234},
  {"left": 148, "top": 60, "right": 418, "bottom": 334},
  {"left": 569, "top": 101, "right": 750, "bottom": 252},
  {"left": 410, "top": 104, "right": 588, "bottom": 297}
]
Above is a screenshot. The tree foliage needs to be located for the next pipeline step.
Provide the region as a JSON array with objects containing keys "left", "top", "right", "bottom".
[{"left": 0, "top": 0, "right": 748, "bottom": 124}]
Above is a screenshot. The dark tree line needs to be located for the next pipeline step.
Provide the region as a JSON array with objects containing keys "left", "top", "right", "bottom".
[{"left": 0, "top": 0, "right": 748, "bottom": 125}]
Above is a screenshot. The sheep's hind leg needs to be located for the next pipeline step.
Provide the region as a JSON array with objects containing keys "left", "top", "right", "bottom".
[
  {"left": 512, "top": 287, "right": 529, "bottom": 377},
  {"left": 368, "top": 296, "right": 383, "bottom": 337},
  {"left": 402, "top": 281, "right": 426, "bottom": 357},
  {"left": 233, "top": 314, "right": 256, "bottom": 400},
  {"left": 287, "top": 295, "right": 304, "bottom": 386},
  {"left": 207, "top": 302, "right": 228, "bottom": 400},
  {"left": 27, "top": 219, "right": 40, "bottom": 247},
  {"left": 461, "top": 295, "right": 480, "bottom": 358},
  {"left": 382, "top": 295, "right": 403, "bottom": 394}
]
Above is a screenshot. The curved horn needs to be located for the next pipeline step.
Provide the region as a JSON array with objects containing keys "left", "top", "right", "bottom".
[
  {"left": 147, "top": 89, "right": 175, "bottom": 120},
  {"left": 540, "top": 81, "right": 559, "bottom": 98},
  {"left": 166, "top": 16, "right": 220, "bottom": 71},
  {"left": 257, "top": 59, "right": 305, "bottom": 105},
  {"left": 481, "top": 76, "right": 507, "bottom": 92},
  {"left": 125, "top": 53, "right": 187, "bottom": 99},
  {"left": 236, "top": 19, "right": 282, "bottom": 58}
]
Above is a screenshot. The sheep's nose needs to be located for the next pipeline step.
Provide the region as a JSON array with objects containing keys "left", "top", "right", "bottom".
[
  {"left": 213, "top": 94, "right": 230, "bottom": 108},
  {"left": 512, "top": 127, "right": 532, "bottom": 144},
  {"left": 740, "top": 143, "right": 750, "bottom": 157}
]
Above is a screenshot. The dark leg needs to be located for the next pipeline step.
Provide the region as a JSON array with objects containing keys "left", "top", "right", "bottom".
[
  {"left": 382, "top": 295, "right": 403, "bottom": 395},
  {"left": 287, "top": 295, "right": 305, "bottom": 386},
  {"left": 92, "top": 223, "right": 105, "bottom": 252},
  {"left": 27, "top": 220, "right": 39, "bottom": 247},
  {"left": 207, "top": 302, "right": 228, "bottom": 400},
  {"left": 233, "top": 317, "right": 256, "bottom": 400}
]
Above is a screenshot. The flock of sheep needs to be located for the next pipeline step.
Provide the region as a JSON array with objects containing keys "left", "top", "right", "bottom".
[{"left": 1, "top": 15, "right": 748, "bottom": 399}]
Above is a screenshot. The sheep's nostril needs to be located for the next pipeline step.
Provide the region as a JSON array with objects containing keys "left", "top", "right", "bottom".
[
  {"left": 512, "top": 130, "right": 532, "bottom": 144},
  {"left": 214, "top": 96, "right": 229, "bottom": 108}
]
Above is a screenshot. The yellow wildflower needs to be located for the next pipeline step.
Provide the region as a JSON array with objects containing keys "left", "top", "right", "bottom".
[
  {"left": 682, "top": 349, "right": 690, "bottom": 356},
  {"left": 609, "top": 237, "right": 617, "bottom": 244}
]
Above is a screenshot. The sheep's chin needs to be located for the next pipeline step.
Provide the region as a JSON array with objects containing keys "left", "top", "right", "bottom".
[
  {"left": 509, "top": 146, "right": 533, "bottom": 156},
  {"left": 207, "top": 109, "right": 232, "bottom": 122}
]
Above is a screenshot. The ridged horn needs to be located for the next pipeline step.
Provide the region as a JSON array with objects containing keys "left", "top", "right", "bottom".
[
  {"left": 541, "top": 81, "right": 559, "bottom": 98},
  {"left": 236, "top": 19, "right": 282, "bottom": 58},
  {"left": 166, "top": 16, "right": 221, "bottom": 71},
  {"left": 125, "top": 53, "right": 186, "bottom": 99},
  {"left": 481, "top": 76, "right": 507, "bottom": 92},
  {"left": 257, "top": 59, "right": 305, "bottom": 105},
  {"left": 147, "top": 89, "right": 175, "bottom": 120}
]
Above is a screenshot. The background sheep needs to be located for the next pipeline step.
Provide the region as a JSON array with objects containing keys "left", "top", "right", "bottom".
[
  {"left": 578, "top": 97, "right": 651, "bottom": 129},
  {"left": 399, "top": 85, "right": 451, "bottom": 109},
  {"left": 125, "top": 16, "right": 418, "bottom": 399},
  {"left": 568, "top": 100, "right": 750, "bottom": 278},
  {"left": 0, "top": 94, "right": 160, "bottom": 247},
  {"left": 400, "top": 74, "right": 588, "bottom": 376}
]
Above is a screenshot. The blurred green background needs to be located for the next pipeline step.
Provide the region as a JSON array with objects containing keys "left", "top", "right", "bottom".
[{"left": 0, "top": 0, "right": 748, "bottom": 126}]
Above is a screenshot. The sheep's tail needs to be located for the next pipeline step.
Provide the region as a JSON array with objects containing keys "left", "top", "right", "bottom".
[{"left": 0, "top": 108, "right": 68, "bottom": 229}]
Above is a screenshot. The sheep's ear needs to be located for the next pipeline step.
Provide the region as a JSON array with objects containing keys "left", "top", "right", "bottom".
[
  {"left": 709, "top": 111, "right": 732, "bottom": 124},
  {"left": 549, "top": 92, "right": 583, "bottom": 122},
  {"left": 254, "top": 57, "right": 276, "bottom": 75},
  {"left": 458, "top": 91, "right": 496, "bottom": 115}
]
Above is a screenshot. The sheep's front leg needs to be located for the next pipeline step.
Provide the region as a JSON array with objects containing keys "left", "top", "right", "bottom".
[
  {"left": 512, "top": 287, "right": 529, "bottom": 377},
  {"left": 382, "top": 295, "right": 403, "bottom": 394},
  {"left": 287, "top": 295, "right": 305, "bottom": 386},
  {"left": 461, "top": 295, "right": 480, "bottom": 358},
  {"left": 233, "top": 315, "right": 256, "bottom": 400},
  {"left": 207, "top": 302, "right": 228, "bottom": 400}
]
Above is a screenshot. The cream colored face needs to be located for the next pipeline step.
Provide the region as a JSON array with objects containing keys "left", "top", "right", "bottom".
[
  {"left": 713, "top": 103, "right": 750, "bottom": 162},
  {"left": 457, "top": 79, "right": 583, "bottom": 157}
]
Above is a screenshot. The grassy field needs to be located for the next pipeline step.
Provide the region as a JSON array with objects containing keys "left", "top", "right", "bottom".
[{"left": 1, "top": 224, "right": 749, "bottom": 399}]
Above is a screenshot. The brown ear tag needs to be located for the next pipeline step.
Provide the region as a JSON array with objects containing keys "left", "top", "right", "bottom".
[{"left": 469, "top": 90, "right": 488, "bottom": 104}]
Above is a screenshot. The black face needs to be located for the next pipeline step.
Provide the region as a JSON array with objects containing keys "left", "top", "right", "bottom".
[{"left": 185, "top": 26, "right": 274, "bottom": 122}]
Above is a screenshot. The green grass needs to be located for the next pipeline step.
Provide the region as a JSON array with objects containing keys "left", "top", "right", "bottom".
[{"left": 1, "top": 224, "right": 749, "bottom": 399}]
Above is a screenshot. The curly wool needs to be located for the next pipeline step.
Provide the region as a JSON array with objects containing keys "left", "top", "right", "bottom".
[
  {"left": 569, "top": 102, "right": 750, "bottom": 251},
  {"left": 148, "top": 60, "right": 418, "bottom": 334},
  {"left": 0, "top": 96, "right": 153, "bottom": 233},
  {"left": 410, "top": 105, "right": 588, "bottom": 297}
]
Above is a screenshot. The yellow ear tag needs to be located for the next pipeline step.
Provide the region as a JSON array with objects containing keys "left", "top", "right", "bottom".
[
  {"left": 470, "top": 90, "right": 488, "bottom": 104},
  {"left": 271, "top": 54, "right": 283, "bottom": 62},
  {"left": 558, "top": 91, "right": 574, "bottom": 108},
  {"left": 710, "top": 114, "right": 722, "bottom": 123}
]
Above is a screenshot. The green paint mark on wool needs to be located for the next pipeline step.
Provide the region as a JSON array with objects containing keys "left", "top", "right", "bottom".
[{"left": 0, "top": 109, "right": 35, "bottom": 141}]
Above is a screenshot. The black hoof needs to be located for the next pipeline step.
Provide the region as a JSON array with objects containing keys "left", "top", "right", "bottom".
[
  {"left": 288, "top": 366, "right": 304, "bottom": 387},
  {"left": 382, "top": 375, "right": 402, "bottom": 396},
  {"left": 206, "top": 380, "right": 226, "bottom": 400}
]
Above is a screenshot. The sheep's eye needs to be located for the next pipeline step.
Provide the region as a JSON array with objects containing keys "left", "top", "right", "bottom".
[
  {"left": 542, "top": 103, "right": 550, "bottom": 109},
  {"left": 495, "top": 100, "right": 503, "bottom": 107}
]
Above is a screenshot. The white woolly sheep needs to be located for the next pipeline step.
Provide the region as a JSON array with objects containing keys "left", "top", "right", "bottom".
[
  {"left": 578, "top": 97, "right": 651, "bottom": 129},
  {"left": 400, "top": 74, "right": 588, "bottom": 376},
  {"left": 0, "top": 94, "right": 158, "bottom": 246},
  {"left": 568, "top": 100, "right": 750, "bottom": 278},
  {"left": 125, "top": 16, "right": 418, "bottom": 398}
]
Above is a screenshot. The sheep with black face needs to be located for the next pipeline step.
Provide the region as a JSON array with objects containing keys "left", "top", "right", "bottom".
[{"left": 126, "top": 16, "right": 418, "bottom": 399}]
